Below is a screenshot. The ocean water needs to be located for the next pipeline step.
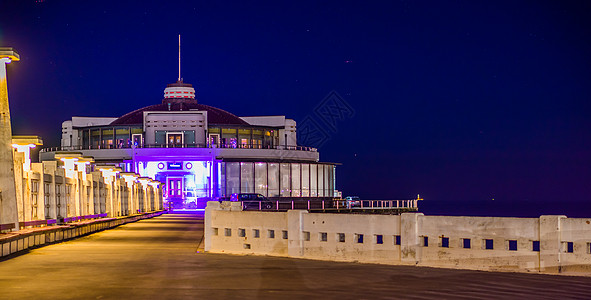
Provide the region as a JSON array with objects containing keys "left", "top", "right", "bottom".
[{"left": 419, "top": 200, "right": 590, "bottom": 218}]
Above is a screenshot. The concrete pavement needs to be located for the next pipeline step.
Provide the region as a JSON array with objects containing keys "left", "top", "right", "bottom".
[{"left": 0, "top": 211, "right": 590, "bottom": 299}]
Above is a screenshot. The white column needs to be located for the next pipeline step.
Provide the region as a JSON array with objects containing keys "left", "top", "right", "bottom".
[{"left": 0, "top": 57, "right": 19, "bottom": 230}]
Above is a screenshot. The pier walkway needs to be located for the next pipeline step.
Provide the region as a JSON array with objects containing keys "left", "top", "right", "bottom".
[{"left": 0, "top": 211, "right": 589, "bottom": 299}]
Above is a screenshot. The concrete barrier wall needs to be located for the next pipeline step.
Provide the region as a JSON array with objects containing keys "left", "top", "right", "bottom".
[
  {"left": 560, "top": 217, "right": 591, "bottom": 272},
  {"left": 205, "top": 202, "right": 591, "bottom": 275}
]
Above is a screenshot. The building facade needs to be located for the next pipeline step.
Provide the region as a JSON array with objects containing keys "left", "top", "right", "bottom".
[
  {"left": 0, "top": 136, "right": 162, "bottom": 234},
  {"left": 41, "top": 79, "right": 338, "bottom": 208}
]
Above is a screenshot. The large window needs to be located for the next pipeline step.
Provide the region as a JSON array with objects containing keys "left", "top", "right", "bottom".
[
  {"left": 240, "top": 162, "right": 254, "bottom": 193},
  {"left": 31, "top": 180, "right": 39, "bottom": 219},
  {"left": 44, "top": 183, "right": 51, "bottom": 218},
  {"left": 301, "top": 164, "right": 310, "bottom": 197},
  {"left": 220, "top": 162, "right": 334, "bottom": 198},
  {"left": 255, "top": 163, "right": 267, "bottom": 196},
  {"left": 310, "top": 164, "right": 317, "bottom": 197},
  {"left": 317, "top": 165, "right": 324, "bottom": 197},
  {"left": 280, "top": 163, "right": 291, "bottom": 197},
  {"left": 226, "top": 162, "right": 240, "bottom": 195},
  {"left": 291, "top": 163, "right": 301, "bottom": 197},
  {"left": 268, "top": 163, "right": 279, "bottom": 197}
]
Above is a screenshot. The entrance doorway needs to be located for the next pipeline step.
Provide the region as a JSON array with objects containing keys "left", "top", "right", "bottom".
[
  {"left": 167, "top": 132, "right": 183, "bottom": 147},
  {"left": 167, "top": 177, "right": 184, "bottom": 209},
  {"left": 132, "top": 134, "right": 143, "bottom": 147},
  {"left": 209, "top": 134, "right": 220, "bottom": 148},
  {"left": 167, "top": 177, "right": 183, "bottom": 198}
]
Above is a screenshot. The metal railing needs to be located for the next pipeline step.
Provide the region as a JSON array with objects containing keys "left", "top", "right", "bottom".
[
  {"left": 13, "top": 213, "right": 110, "bottom": 230},
  {"left": 41, "top": 143, "right": 317, "bottom": 153},
  {"left": 236, "top": 199, "right": 420, "bottom": 211}
]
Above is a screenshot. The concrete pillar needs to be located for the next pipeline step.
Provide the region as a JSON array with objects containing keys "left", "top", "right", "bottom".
[
  {"left": 13, "top": 151, "right": 25, "bottom": 223},
  {"left": 400, "top": 212, "right": 424, "bottom": 264},
  {"left": 539, "top": 215, "right": 567, "bottom": 273},
  {"left": 204, "top": 201, "right": 221, "bottom": 252},
  {"left": 287, "top": 210, "right": 308, "bottom": 257},
  {"left": 0, "top": 53, "right": 19, "bottom": 230}
]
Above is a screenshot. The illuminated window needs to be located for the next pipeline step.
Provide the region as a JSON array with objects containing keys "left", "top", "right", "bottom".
[
  {"left": 56, "top": 184, "right": 63, "bottom": 218},
  {"left": 303, "top": 231, "right": 310, "bottom": 241},
  {"left": 337, "top": 233, "right": 345, "bottom": 243},
  {"left": 282, "top": 230, "right": 288, "bottom": 239},
  {"left": 268, "top": 229, "right": 275, "bottom": 239},
  {"left": 238, "top": 228, "right": 246, "bottom": 237},
  {"left": 65, "top": 184, "right": 72, "bottom": 217},
  {"left": 31, "top": 180, "right": 39, "bottom": 219},
  {"left": 320, "top": 232, "right": 327, "bottom": 242}
]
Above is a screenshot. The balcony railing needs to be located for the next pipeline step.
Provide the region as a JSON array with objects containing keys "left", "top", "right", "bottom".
[
  {"left": 230, "top": 199, "right": 420, "bottom": 212},
  {"left": 41, "top": 143, "right": 317, "bottom": 153}
]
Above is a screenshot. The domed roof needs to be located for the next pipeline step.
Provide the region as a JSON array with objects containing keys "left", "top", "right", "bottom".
[{"left": 110, "top": 100, "right": 249, "bottom": 126}]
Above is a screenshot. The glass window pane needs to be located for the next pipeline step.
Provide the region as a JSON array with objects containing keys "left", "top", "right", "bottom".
[
  {"left": 328, "top": 165, "right": 334, "bottom": 198},
  {"left": 291, "top": 163, "right": 301, "bottom": 197},
  {"left": 325, "top": 165, "right": 331, "bottom": 197},
  {"left": 318, "top": 165, "right": 324, "bottom": 197},
  {"left": 240, "top": 162, "right": 254, "bottom": 193},
  {"left": 301, "top": 164, "right": 310, "bottom": 197},
  {"left": 226, "top": 162, "right": 240, "bottom": 195},
  {"left": 280, "top": 163, "right": 290, "bottom": 197},
  {"left": 268, "top": 163, "right": 279, "bottom": 197},
  {"left": 220, "top": 162, "right": 226, "bottom": 197},
  {"left": 310, "top": 164, "right": 317, "bottom": 197},
  {"left": 255, "top": 163, "right": 267, "bottom": 196}
]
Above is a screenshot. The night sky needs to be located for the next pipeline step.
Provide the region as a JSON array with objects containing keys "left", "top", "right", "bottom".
[{"left": 1, "top": 1, "right": 590, "bottom": 217}]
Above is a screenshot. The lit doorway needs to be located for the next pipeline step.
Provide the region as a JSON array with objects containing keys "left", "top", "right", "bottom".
[
  {"left": 166, "top": 132, "right": 183, "bottom": 147},
  {"left": 209, "top": 134, "right": 220, "bottom": 148},
  {"left": 167, "top": 177, "right": 184, "bottom": 208},
  {"left": 132, "top": 134, "right": 143, "bottom": 147}
]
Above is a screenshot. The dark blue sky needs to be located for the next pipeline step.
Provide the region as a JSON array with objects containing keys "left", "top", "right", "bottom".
[{"left": 1, "top": 1, "right": 590, "bottom": 216}]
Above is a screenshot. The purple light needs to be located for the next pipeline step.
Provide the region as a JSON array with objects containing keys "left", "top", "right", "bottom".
[
  {"left": 186, "top": 162, "right": 193, "bottom": 169},
  {"left": 158, "top": 162, "right": 165, "bottom": 170}
]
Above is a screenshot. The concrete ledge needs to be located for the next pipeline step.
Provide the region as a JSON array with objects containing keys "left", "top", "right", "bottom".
[
  {"left": 206, "top": 204, "right": 591, "bottom": 276},
  {"left": 0, "top": 211, "right": 165, "bottom": 259}
]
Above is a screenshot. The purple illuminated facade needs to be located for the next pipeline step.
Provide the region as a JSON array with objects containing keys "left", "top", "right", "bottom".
[{"left": 41, "top": 79, "right": 338, "bottom": 208}]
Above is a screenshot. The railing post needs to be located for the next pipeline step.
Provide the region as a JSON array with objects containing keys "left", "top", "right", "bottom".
[
  {"left": 307, "top": 200, "right": 310, "bottom": 210},
  {"left": 291, "top": 201, "right": 294, "bottom": 210},
  {"left": 322, "top": 200, "right": 325, "bottom": 210},
  {"left": 276, "top": 200, "right": 279, "bottom": 211},
  {"left": 259, "top": 201, "right": 262, "bottom": 210}
]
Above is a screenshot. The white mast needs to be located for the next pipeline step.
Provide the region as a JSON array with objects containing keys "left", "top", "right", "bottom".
[{"left": 178, "top": 34, "right": 181, "bottom": 82}]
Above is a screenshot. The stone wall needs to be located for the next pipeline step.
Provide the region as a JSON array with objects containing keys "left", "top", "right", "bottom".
[{"left": 205, "top": 202, "right": 591, "bottom": 275}]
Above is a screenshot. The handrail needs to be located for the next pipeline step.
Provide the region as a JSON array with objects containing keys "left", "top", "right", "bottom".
[
  {"left": 40, "top": 144, "right": 318, "bottom": 153},
  {"left": 230, "top": 199, "right": 420, "bottom": 212},
  {"left": 0, "top": 223, "right": 16, "bottom": 231}
]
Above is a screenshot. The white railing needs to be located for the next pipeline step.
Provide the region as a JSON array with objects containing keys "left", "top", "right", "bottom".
[{"left": 236, "top": 199, "right": 420, "bottom": 211}]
